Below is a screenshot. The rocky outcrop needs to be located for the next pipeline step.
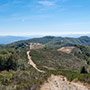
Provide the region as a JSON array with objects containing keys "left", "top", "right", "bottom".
[
  {"left": 40, "top": 75, "right": 89, "bottom": 90},
  {"left": 30, "top": 43, "right": 45, "bottom": 50},
  {"left": 57, "top": 46, "right": 75, "bottom": 54}
]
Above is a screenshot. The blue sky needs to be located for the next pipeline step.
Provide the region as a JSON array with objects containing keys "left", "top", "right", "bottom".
[{"left": 0, "top": 0, "right": 90, "bottom": 36}]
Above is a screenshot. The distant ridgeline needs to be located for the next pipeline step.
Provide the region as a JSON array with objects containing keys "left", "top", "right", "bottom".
[
  {"left": 0, "top": 36, "right": 90, "bottom": 50},
  {"left": 22, "top": 36, "right": 90, "bottom": 47}
]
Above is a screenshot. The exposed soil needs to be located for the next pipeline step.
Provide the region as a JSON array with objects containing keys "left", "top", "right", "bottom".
[
  {"left": 27, "top": 43, "right": 45, "bottom": 73},
  {"left": 27, "top": 44, "right": 90, "bottom": 90},
  {"left": 40, "top": 75, "right": 89, "bottom": 90},
  {"left": 57, "top": 46, "right": 75, "bottom": 54}
]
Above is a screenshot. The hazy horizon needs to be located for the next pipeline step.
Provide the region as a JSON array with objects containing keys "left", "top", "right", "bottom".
[{"left": 0, "top": 33, "right": 90, "bottom": 38}]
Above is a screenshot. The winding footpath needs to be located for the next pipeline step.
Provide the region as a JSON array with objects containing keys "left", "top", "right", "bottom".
[
  {"left": 27, "top": 44, "right": 90, "bottom": 90},
  {"left": 27, "top": 47, "right": 45, "bottom": 73}
]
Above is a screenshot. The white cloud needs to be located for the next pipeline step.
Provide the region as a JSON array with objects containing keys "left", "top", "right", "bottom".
[{"left": 38, "top": 1, "right": 55, "bottom": 6}]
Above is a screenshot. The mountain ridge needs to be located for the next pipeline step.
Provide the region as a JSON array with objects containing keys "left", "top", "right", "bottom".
[
  {"left": 1, "top": 35, "right": 90, "bottom": 50},
  {"left": 17, "top": 35, "right": 90, "bottom": 47}
]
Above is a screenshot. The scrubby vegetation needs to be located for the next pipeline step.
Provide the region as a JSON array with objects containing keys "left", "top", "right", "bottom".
[
  {"left": 44, "top": 69, "right": 90, "bottom": 84},
  {"left": 0, "top": 37, "right": 90, "bottom": 89},
  {"left": 75, "top": 44, "right": 90, "bottom": 65},
  {"left": 0, "top": 69, "right": 50, "bottom": 90},
  {"left": 30, "top": 47, "right": 86, "bottom": 72},
  {"left": 0, "top": 48, "right": 29, "bottom": 71},
  {"left": 0, "top": 68, "right": 90, "bottom": 90}
]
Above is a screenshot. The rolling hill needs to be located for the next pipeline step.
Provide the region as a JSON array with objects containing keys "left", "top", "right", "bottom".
[
  {"left": 0, "top": 36, "right": 90, "bottom": 90},
  {"left": 1, "top": 36, "right": 90, "bottom": 50}
]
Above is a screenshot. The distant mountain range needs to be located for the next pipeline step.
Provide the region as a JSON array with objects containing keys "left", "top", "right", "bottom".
[
  {"left": 1, "top": 35, "right": 89, "bottom": 50},
  {"left": 0, "top": 36, "right": 29, "bottom": 44},
  {"left": 0, "top": 36, "right": 90, "bottom": 47},
  {"left": 25, "top": 36, "right": 90, "bottom": 47}
]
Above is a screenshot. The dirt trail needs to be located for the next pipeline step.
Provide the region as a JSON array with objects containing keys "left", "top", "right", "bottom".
[
  {"left": 27, "top": 44, "right": 90, "bottom": 89},
  {"left": 40, "top": 75, "right": 89, "bottom": 90},
  {"left": 27, "top": 46, "right": 45, "bottom": 73}
]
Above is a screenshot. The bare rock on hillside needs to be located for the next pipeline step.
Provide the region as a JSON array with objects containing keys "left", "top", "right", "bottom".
[
  {"left": 57, "top": 46, "right": 75, "bottom": 54},
  {"left": 30, "top": 43, "right": 45, "bottom": 50},
  {"left": 40, "top": 75, "right": 89, "bottom": 90}
]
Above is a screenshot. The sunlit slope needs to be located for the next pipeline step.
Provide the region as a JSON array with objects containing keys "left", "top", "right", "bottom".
[{"left": 30, "top": 47, "right": 87, "bottom": 72}]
